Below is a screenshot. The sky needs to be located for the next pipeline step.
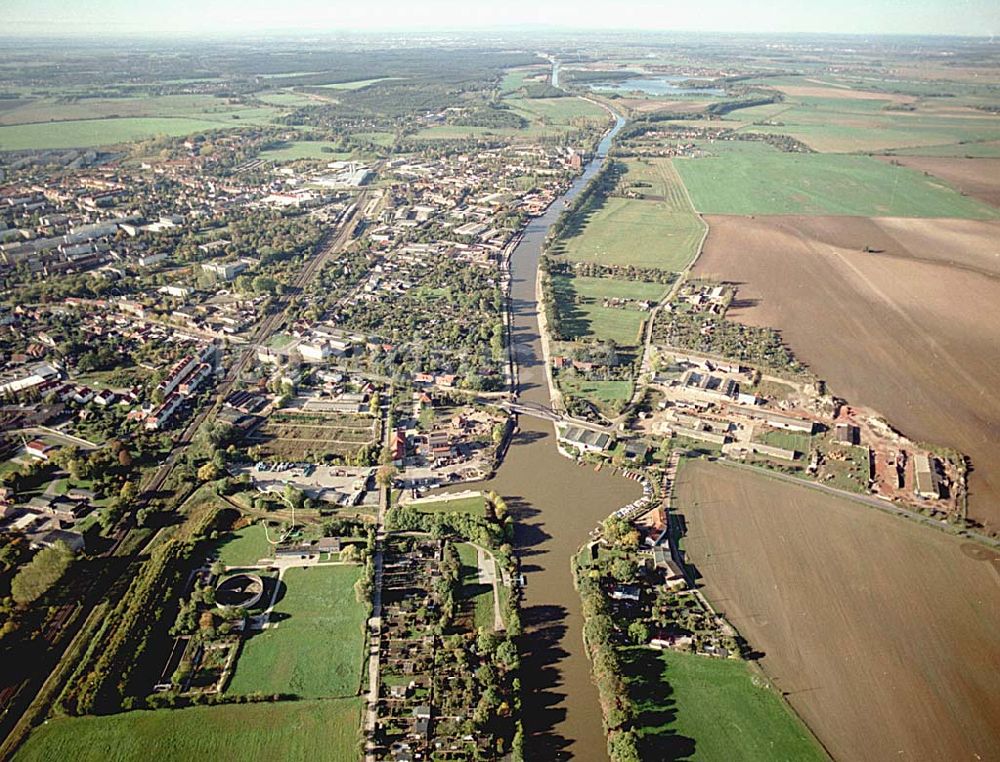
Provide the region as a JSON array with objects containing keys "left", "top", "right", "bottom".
[{"left": 3, "top": 0, "right": 998, "bottom": 38}]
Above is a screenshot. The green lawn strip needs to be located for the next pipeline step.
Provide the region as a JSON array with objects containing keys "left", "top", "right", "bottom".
[
  {"left": 551, "top": 274, "right": 665, "bottom": 346},
  {"left": 621, "top": 647, "right": 825, "bottom": 762},
  {"left": 557, "top": 196, "right": 704, "bottom": 270},
  {"left": 557, "top": 377, "right": 633, "bottom": 413},
  {"left": 227, "top": 565, "right": 366, "bottom": 699},
  {"left": 216, "top": 524, "right": 273, "bottom": 568},
  {"left": 455, "top": 542, "right": 495, "bottom": 632},
  {"left": 259, "top": 141, "right": 352, "bottom": 161},
  {"left": 14, "top": 698, "right": 362, "bottom": 762},
  {"left": 411, "top": 494, "right": 486, "bottom": 516},
  {"left": 674, "top": 142, "right": 999, "bottom": 218}
]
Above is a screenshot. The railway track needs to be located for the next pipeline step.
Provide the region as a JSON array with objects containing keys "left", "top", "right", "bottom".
[{"left": 0, "top": 193, "right": 369, "bottom": 758}]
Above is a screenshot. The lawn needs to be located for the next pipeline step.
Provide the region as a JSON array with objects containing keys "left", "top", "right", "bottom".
[
  {"left": 557, "top": 377, "right": 633, "bottom": 413},
  {"left": 556, "top": 196, "right": 705, "bottom": 270},
  {"left": 259, "top": 141, "right": 352, "bottom": 162},
  {"left": 216, "top": 524, "right": 273, "bottom": 567},
  {"left": 621, "top": 647, "right": 824, "bottom": 762},
  {"left": 410, "top": 494, "right": 487, "bottom": 516},
  {"left": 456, "top": 542, "right": 496, "bottom": 632},
  {"left": 551, "top": 274, "right": 665, "bottom": 346},
  {"left": 14, "top": 698, "right": 362, "bottom": 762},
  {"left": 756, "top": 429, "right": 812, "bottom": 454},
  {"left": 674, "top": 141, "right": 1000, "bottom": 219},
  {"left": 227, "top": 565, "right": 366, "bottom": 699}
]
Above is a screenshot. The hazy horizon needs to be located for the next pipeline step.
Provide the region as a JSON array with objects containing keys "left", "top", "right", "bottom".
[{"left": 4, "top": 0, "right": 999, "bottom": 39}]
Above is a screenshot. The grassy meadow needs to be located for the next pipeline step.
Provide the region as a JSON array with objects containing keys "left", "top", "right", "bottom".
[
  {"left": 674, "top": 141, "right": 1000, "bottom": 218},
  {"left": 226, "top": 565, "right": 366, "bottom": 699},
  {"left": 621, "top": 647, "right": 825, "bottom": 762},
  {"left": 216, "top": 524, "right": 272, "bottom": 568},
  {"left": 551, "top": 274, "right": 665, "bottom": 346},
  {"left": 14, "top": 699, "right": 362, "bottom": 762},
  {"left": 556, "top": 196, "right": 705, "bottom": 270}
]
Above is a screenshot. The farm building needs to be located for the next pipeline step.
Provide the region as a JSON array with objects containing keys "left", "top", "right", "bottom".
[
  {"left": 913, "top": 453, "right": 941, "bottom": 499},
  {"left": 735, "top": 406, "right": 816, "bottom": 434}
]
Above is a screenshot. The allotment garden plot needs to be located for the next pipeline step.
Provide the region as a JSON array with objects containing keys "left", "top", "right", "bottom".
[{"left": 249, "top": 409, "right": 378, "bottom": 462}]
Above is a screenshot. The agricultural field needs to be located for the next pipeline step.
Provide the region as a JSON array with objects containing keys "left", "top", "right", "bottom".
[
  {"left": 316, "top": 77, "right": 399, "bottom": 90},
  {"left": 506, "top": 96, "right": 609, "bottom": 126},
  {"left": 618, "top": 158, "right": 695, "bottom": 208},
  {"left": 875, "top": 156, "right": 1000, "bottom": 208},
  {"left": 227, "top": 565, "right": 366, "bottom": 699},
  {"left": 14, "top": 698, "right": 362, "bottom": 762},
  {"left": 0, "top": 116, "right": 257, "bottom": 151},
  {"left": 555, "top": 196, "right": 705, "bottom": 270},
  {"left": 550, "top": 274, "right": 664, "bottom": 345},
  {"left": 258, "top": 140, "right": 352, "bottom": 162},
  {"left": 693, "top": 213, "right": 1000, "bottom": 528},
  {"left": 675, "top": 459, "right": 1000, "bottom": 762},
  {"left": 620, "top": 647, "right": 824, "bottom": 762},
  {"left": 0, "top": 94, "right": 278, "bottom": 127},
  {"left": 673, "top": 141, "right": 1000, "bottom": 218}
]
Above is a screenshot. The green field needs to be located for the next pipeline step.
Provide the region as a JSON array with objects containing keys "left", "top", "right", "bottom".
[
  {"left": 756, "top": 429, "right": 812, "bottom": 454},
  {"left": 727, "top": 94, "right": 1000, "bottom": 153},
  {"left": 14, "top": 698, "right": 362, "bottom": 762},
  {"left": 456, "top": 542, "right": 495, "bottom": 631},
  {"left": 227, "top": 565, "right": 366, "bottom": 699},
  {"left": 558, "top": 377, "right": 633, "bottom": 413},
  {"left": 889, "top": 140, "right": 1000, "bottom": 158},
  {"left": 674, "top": 141, "right": 999, "bottom": 218},
  {"left": 259, "top": 141, "right": 352, "bottom": 162},
  {"left": 620, "top": 158, "right": 695, "bottom": 208},
  {"left": 0, "top": 115, "right": 266, "bottom": 151},
  {"left": 622, "top": 647, "right": 824, "bottom": 762},
  {"left": 411, "top": 494, "right": 487, "bottom": 516},
  {"left": 506, "top": 96, "right": 608, "bottom": 126},
  {"left": 0, "top": 94, "right": 279, "bottom": 127},
  {"left": 352, "top": 131, "right": 395, "bottom": 147},
  {"left": 557, "top": 196, "right": 705, "bottom": 270},
  {"left": 551, "top": 274, "right": 665, "bottom": 346},
  {"left": 216, "top": 524, "right": 272, "bottom": 567}
]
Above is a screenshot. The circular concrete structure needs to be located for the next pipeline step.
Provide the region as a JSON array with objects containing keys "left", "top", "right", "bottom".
[{"left": 215, "top": 573, "right": 264, "bottom": 609}]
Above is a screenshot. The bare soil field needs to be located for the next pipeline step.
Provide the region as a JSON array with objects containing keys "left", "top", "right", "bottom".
[
  {"left": 774, "top": 83, "right": 915, "bottom": 102},
  {"left": 876, "top": 156, "right": 1000, "bottom": 208},
  {"left": 677, "top": 458, "right": 1000, "bottom": 762},
  {"left": 694, "top": 214, "right": 1000, "bottom": 529}
]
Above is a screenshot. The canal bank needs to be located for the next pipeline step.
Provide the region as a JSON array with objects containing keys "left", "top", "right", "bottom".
[{"left": 443, "top": 107, "right": 633, "bottom": 760}]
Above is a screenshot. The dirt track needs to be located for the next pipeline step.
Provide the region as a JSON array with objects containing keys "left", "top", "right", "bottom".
[
  {"left": 677, "top": 459, "right": 1000, "bottom": 762},
  {"left": 694, "top": 214, "right": 1000, "bottom": 530},
  {"left": 877, "top": 156, "right": 1000, "bottom": 208}
]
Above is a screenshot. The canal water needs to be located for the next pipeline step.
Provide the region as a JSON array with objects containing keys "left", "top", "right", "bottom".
[{"left": 445, "top": 111, "right": 635, "bottom": 759}]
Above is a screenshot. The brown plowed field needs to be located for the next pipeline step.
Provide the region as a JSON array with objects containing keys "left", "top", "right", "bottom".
[
  {"left": 877, "top": 156, "right": 1000, "bottom": 208},
  {"left": 694, "top": 214, "right": 1000, "bottom": 529},
  {"left": 677, "top": 459, "right": 1000, "bottom": 762}
]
